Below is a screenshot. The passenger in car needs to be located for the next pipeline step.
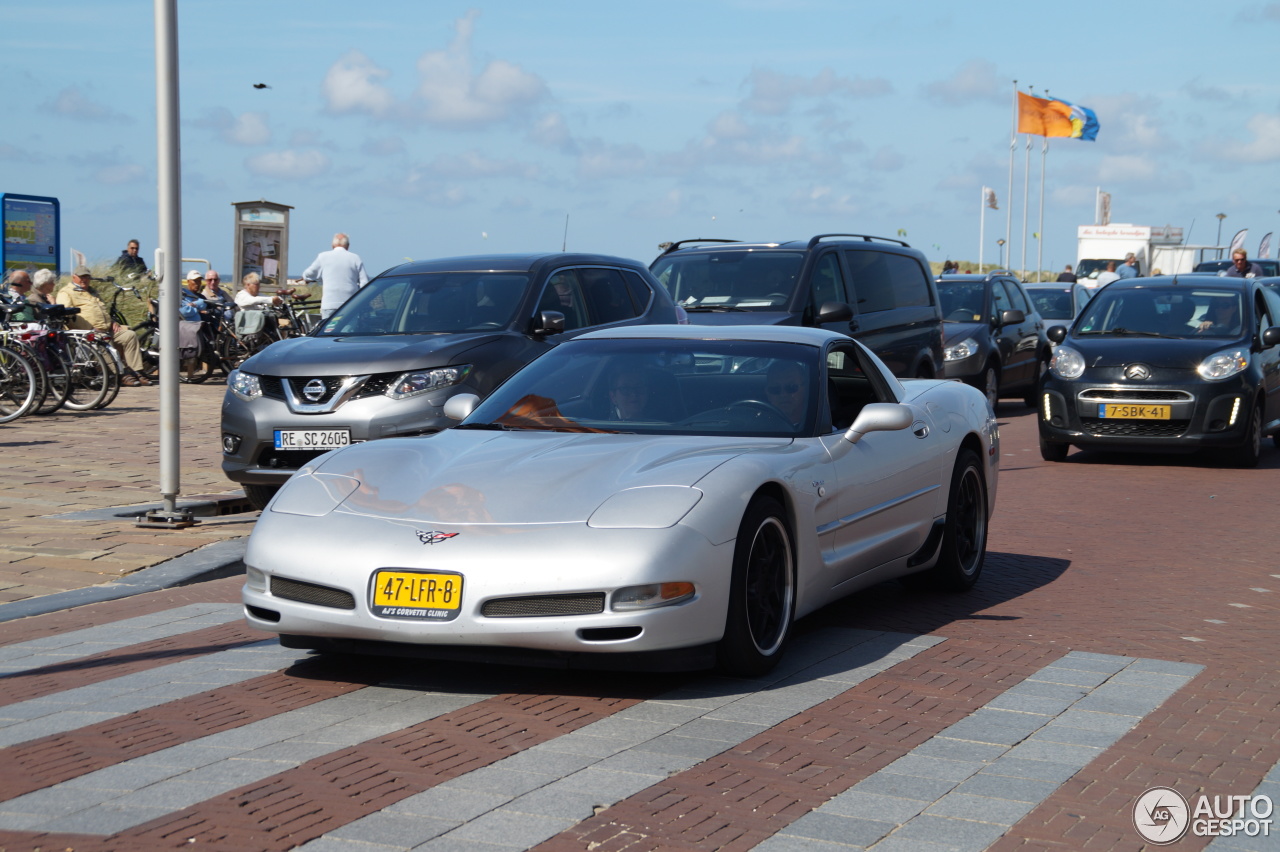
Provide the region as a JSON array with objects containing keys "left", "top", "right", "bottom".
[{"left": 1197, "top": 299, "right": 1241, "bottom": 336}]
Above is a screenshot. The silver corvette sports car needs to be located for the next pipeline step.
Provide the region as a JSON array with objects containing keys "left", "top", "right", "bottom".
[{"left": 243, "top": 326, "right": 999, "bottom": 674}]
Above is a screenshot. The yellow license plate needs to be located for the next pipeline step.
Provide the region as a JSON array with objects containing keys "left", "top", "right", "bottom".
[
  {"left": 371, "top": 570, "right": 463, "bottom": 620},
  {"left": 1098, "top": 403, "right": 1171, "bottom": 420}
]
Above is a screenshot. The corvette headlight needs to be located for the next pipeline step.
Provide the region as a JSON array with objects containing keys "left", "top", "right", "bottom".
[
  {"left": 944, "top": 338, "right": 978, "bottom": 362},
  {"left": 229, "top": 370, "right": 262, "bottom": 400},
  {"left": 588, "top": 486, "right": 703, "bottom": 529},
  {"left": 1197, "top": 348, "right": 1249, "bottom": 381},
  {"left": 613, "top": 582, "right": 696, "bottom": 611},
  {"left": 385, "top": 365, "right": 472, "bottom": 400},
  {"left": 1050, "top": 346, "right": 1085, "bottom": 380}
]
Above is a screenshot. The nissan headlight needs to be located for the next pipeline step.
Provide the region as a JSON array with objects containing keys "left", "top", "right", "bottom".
[
  {"left": 944, "top": 338, "right": 978, "bottom": 362},
  {"left": 385, "top": 365, "right": 472, "bottom": 400},
  {"left": 1197, "top": 348, "right": 1249, "bottom": 381},
  {"left": 1049, "top": 346, "right": 1085, "bottom": 380},
  {"left": 229, "top": 370, "right": 263, "bottom": 400}
]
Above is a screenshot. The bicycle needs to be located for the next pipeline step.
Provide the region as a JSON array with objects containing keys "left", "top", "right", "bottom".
[
  {"left": 105, "top": 278, "right": 214, "bottom": 383},
  {"left": 0, "top": 304, "right": 41, "bottom": 423}
]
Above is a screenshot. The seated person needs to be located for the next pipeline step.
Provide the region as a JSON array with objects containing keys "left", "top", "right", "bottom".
[
  {"left": 1197, "top": 299, "right": 1241, "bottom": 336},
  {"left": 606, "top": 367, "right": 657, "bottom": 420},
  {"left": 764, "top": 360, "right": 809, "bottom": 428},
  {"left": 1162, "top": 297, "right": 1197, "bottom": 335}
]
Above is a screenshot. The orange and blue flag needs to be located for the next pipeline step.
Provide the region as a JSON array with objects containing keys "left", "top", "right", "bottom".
[{"left": 1017, "top": 92, "right": 1099, "bottom": 141}]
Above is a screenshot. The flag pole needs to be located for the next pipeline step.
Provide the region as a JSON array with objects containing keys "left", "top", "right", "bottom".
[
  {"left": 979, "top": 187, "right": 986, "bottom": 272},
  {"left": 1006, "top": 80, "right": 1017, "bottom": 271},
  {"left": 1021, "top": 86, "right": 1034, "bottom": 280},
  {"left": 1037, "top": 136, "right": 1048, "bottom": 282}
]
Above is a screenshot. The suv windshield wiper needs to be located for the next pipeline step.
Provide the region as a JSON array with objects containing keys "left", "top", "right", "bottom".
[
  {"left": 453, "top": 422, "right": 514, "bottom": 431},
  {"left": 682, "top": 304, "right": 753, "bottom": 312}
]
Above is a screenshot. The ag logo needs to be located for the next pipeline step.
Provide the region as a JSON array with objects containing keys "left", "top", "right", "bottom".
[
  {"left": 416, "top": 530, "right": 459, "bottom": 545},
  {"left": 1133, "top": 786, "right": 1189, "bottom": 844}
]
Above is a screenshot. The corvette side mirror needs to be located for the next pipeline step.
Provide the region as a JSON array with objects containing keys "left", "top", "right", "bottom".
[{"left": 443, "top": 393, "right": 480, "bottom": 421}]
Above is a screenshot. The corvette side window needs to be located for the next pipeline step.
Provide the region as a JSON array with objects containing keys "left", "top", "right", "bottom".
[{"left": 826, "top": 344, "right": 887, "bottom": 431}]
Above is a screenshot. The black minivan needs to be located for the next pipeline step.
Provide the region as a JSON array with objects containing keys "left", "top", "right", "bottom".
[{"left": 650, "top": 235, "right": 945, "bottom": 378}]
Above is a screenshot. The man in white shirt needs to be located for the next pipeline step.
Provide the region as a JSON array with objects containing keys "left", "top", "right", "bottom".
[
  {"left": 1093, "top": 261, "right": 1121, "bottom": 289},
  {"left": 302, "top": 232, "right": 368, "bottom": 321}
]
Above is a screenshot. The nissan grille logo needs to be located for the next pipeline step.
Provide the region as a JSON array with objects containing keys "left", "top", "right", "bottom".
[
  {"left": 302, "top": 379, "right": 327, "bottom": 401},
  {"left": 1124, "top": 364, "right": 1152, "bottom": 381}
]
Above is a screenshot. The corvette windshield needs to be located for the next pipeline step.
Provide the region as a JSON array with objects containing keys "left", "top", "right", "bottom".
[
  {"left": 650, "top": 251, "right": 804, "bottom": 311},
  {"left": 1075, "top": 286, "right": 1245, "bottom": 339},
  {"left": 463, "top": 338, "right": 820, "bottom": 437},
  {"left": 315, "top": 272, "right": 530, "bottom": 336}
]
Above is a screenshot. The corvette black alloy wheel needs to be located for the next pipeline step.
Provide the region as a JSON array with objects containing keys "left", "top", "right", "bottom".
[{"left": 719, "top": 496, "right": 795, "bottom": 676}]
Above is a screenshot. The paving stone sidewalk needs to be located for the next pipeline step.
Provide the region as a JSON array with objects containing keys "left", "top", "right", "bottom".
[{"left": 0, "top": 382, "right": 251, "bottom": 603}]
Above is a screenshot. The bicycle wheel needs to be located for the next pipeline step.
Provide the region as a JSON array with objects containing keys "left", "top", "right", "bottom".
[
  {"left": 134, "top": 324, "right": 160, "bottom": 379},
  {"left": 218, "top": 330, "right": 252, "bottom": 374},
  {"left": 0, "top": 344, "right": 39, "bottom": 423},
  {"left": 178, "top": 352, "right": 217, "bottom": 383},
  {"left": 91, "top": 341, "right": 122, "bottom": 409},
  {"left": 4, "top": 339, "right": 50, "bottom": 415},
  {"left": 34, "top": 344, "right": 72, "bottom": 415},
  {"left": 62, "top": 339, "right": 112, "bottom": 411}
]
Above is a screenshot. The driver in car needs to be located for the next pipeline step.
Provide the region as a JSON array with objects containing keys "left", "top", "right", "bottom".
[
  {"left": 765, "top": 360, "right": 809, "bottom": 427},
  {"left": 607, "top": 367, "right": 657, "bottom": 420}
]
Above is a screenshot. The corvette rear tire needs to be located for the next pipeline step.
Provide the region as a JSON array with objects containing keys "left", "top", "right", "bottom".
[
  {"left": 925, "top": 449, "right": 987, "bottom": 592},
  {"left": 717, "top": 496, "right": 795, "bottom": 677}
]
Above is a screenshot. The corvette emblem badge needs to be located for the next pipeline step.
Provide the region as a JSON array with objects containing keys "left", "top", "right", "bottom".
[{"left": 416, "top": 530, "right": 459, "bottom": 545}]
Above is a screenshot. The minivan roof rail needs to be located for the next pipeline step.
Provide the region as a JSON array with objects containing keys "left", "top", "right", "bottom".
[
  {"left": 807, "top": 234, "right": 911, "bottom": 249},
  {"left": 656, "top": 239, "right": 741, "bottom": 256}
]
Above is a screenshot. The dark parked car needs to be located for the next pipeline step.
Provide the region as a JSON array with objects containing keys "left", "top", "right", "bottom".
[
  {"left": 935, "top": 272, "right": 1047, "bottom": 408},
  {"left": 1039, "top": 275, "right": 1280, "bottom": 466},
  {"left": 1023, "top": 281, "right": 1093, "bottom": 323},
  {"left": 1193, "top": 258, "right": 1280, "bottom": 277},
  {"left": 222, "top": 252, "right": 683, "bottom": 508},
  {"left": 649, "top": 235, "right": 945, "bottom": 378}
]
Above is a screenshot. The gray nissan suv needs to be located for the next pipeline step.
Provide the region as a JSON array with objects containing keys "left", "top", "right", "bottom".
[{"left": 222, "top": 252, "right": 683, "bottom": 509}]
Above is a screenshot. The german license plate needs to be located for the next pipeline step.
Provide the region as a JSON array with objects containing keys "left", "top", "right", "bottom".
[
  {"left": 371, "top": 570, "right": 463, "bottom": 620},
  {"left": 273, "top": 429, "right": 350, "bottom": 450},
  {"left": 1098, "top": 403, "right": 1171, "bottom": 420}
]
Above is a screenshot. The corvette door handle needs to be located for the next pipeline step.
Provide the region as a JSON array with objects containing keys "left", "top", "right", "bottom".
[{"left": 912, "top": 420, "right": 930, "bottom": 438}]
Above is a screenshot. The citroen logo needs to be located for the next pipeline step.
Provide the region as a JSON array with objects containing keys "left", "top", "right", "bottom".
[
  {"left": 1124, "top": 364, "right": 1151, "bottom": 381},
  {"left": 303, "top": 379, "right": 327, "bottom": 401}
]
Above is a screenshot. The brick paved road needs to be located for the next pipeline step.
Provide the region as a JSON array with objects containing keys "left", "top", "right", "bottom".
[
  {"left": 0, "top": 401, "right": 1277, "bottom": 851},
  {"left": 0, "top": 382, "right": 246, "bottom": 602}
]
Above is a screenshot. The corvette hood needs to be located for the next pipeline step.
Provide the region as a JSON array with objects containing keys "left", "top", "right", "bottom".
[
  {"left": 298, "top": 429, "right": 791, "bottom": 525},
  {"left": 1068, "top": 335, "right": 1243, "bottom": 369},
  {"left": 240, "top": 332, "right": 506, "bottom": 376}
]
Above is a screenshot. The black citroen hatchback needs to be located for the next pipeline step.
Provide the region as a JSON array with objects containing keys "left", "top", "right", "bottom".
[{"left": 1038, "top": 275, "right": 1280, "bottom": 466}]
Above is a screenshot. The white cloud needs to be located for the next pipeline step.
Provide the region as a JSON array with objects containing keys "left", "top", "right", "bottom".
[
  {"left": 528, "top": 112, "right": 575, "bottom": 152},
  {"left": 414, "top": 10, "right": 548, "bottom": 127},
  {"left": 322, "top": 50, "right": 397, "bottom": 118},
  {"left": 245, "top": 149, "right": 332, "bottom": 180},
  {"left": 1096, "top": 154, "right": 1159, "bottom": 183},
  {"left": 626, "top": 189, "right": 686, "bottom": 220},
  {"left": 1210, "top": 113, "right": 1280, "bottom": 163},
  {"left": 195, "top": 108, "right": 271, "bottom": 146},
  {"left": 43, "top": 86, "right": 131, "bottom": 123},
  {"left": 741, "top": 67, "right": 891, "bottom": 115},
  {"left": 576, "top": 139, "right": 650, "bottom": 180},
  {"left": 419, "top": 150, "right": 540, "bottom": 180},
  {"left": 0, "top": 143, "right": 40, "bottom": 163},
  {"left": 786, "top": 185, "right": 862, "bottom": 217},
  {"left": 1086, "top": 94, "right": 1169, "bottom": 153},
  {"left": 922, "top": 60, "right": 1003, "bottom": 105}
]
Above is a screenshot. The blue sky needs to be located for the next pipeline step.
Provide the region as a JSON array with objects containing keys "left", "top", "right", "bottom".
[{"left": 5, "top": 0, "right": 1280, "bottom": 280}]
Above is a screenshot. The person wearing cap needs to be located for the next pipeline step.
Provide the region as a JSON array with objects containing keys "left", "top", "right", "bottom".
[
  {"left": 181, "top": 270, "right": 211, "bottom": 322},
  {"left": 302, "top": 232, "right": 368, "bottom": 321},
  {"left": 57, "top": 265, "right": 150, "bottom": 386}
]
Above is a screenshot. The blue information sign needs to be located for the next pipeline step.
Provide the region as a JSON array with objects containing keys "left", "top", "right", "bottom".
[{"left": 2, "top": 193, "right": 60, "bottom": 275}]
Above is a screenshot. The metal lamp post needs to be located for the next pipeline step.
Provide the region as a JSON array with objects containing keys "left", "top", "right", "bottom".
[
  {"left": 1216, "top": 213, "right": 1227, "bottom": 258},
  {"left": 997, "top": 239, "right": 1006, "bottom": 269}
]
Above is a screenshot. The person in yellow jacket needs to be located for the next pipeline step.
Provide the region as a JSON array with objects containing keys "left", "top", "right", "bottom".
[{"left": 57, "top": 265, "right": 150, "bottom": 386}]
